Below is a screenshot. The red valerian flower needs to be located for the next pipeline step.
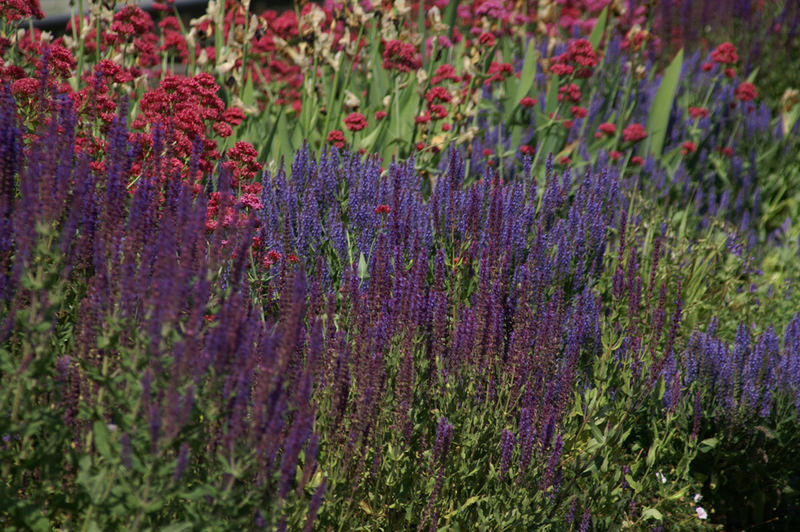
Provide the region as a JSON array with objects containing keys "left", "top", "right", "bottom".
[
  {"left": 414, "top": 112, "right": 431, "bottom": 124},
  {"left": 213, "top": 122, "right": 233, "bottom": 137},
  {"left": 425, "top": 86, "right": 452, "bottom": 104},
  {"left": 609, "top": 150, "right": 623, "bottom": 160},
  {"left": 550, "top": 55, "right": 574, "bottom": 76},
  {"left": 597, "top": 122, "right": 617, "bottom": 136},
  {"left": 622, "top": 123, "right": 647, "bottom": 143},
  {"left": 263, "top": 249, "right": 282, "bottom": 268},
  {"left": 520, "top": 96, "right": 538, "bottom": 108},
  {"left": 429, "top": 104, "right": 448, "bottom": 119},
  {"left": 11, "top": 77, "right": 40, "bottom": 98},
  {"left": 48, "top": 44, "right": 76, "bottom": 78},
  {"left": 226, "top": 141, "right": 261, "bottom": 184},
  {"left": 563, "top": 119, "right": 574, "bottom": 129},
  {"left": 711, "top": 42, "right": 738, "bottom": 64},
  {"left": 441, "top": 123, "right": 451, "bottom": 131},
  {"left": 558, "top": 156, "right": 571, "bottom": 165},
  {"left": 374, "top": 110, "right": 387, "bottom": 120},
  {"left": 630, "top": 155, "right": 645, "bottom": 166},
  {"left": 701, "top": 62, "right": 714, "bottom": 72},
  {"left": 520, "top": 145, "right": 535, "bottom": 155},
  {"left": 327, "top": 129, "right": 345, "bottom": 148},
  {"left": 724, "top": 68, "right": 736, "bottom": 78},
  {"left": 344, "top": 112, "right": 367, "bottom": 131},
  {"left": 719, "top": 146, "right": 734, "bottom": 157},
  {"left": 478, "top": 32, "right": 496, "bottom": 47},
  {"left": 287, "top": 253, "right": 299, "bottom": 263},
  {"left": 222, "top": 107, "right": 246, "bottom": 126},
  {"left": 484, "top": 62, "right": 513, "bottom": 85},
  {"left": 107, "top": 6, "right": 153, "bottom": 44},
  {"left": 681, "top": 141, "right": 697, "bottom": 155},
  {"left": 238, "top": 193, "right": 263, "bottom": 210},
  {"left": 374, "top": 204, "right": 391, "bottom": 214},
  {"left": 735, "top": 82, "right": 757, "bottom": 102},
  {"left": 570, "top": 106, "right": 588, "bottom": 118},
  {"left": 557, "top": 83, "right": 581, "bottom": 103},
  {"left": 568, "top": 38, "right": 598, "bottom": 68},
  {"left": 382, "top": 40, "right": 421, "bottom": 72},
  {"left": 415, "top": 142, "right": 426, "bottom": 151},
  {"left": 688, "top": 106, "right": 709, "bottom": 119},
  {"left": 432, "top": 64, "right": 460, "bottom": 84},
  {"left": 2, "top": 0, "right": 44, "bottom": 21}
]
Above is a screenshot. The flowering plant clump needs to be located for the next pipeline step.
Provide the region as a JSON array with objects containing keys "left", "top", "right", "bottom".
[{"left": 2, "top": 0, "right": 800, "bottom": 530}]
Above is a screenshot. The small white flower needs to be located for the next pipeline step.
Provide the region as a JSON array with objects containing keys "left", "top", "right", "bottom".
[
  {"left": 693, "top": 493, "right": 703, "bottom": 503},
  {"left": 695, "top": 506, "right": 707, "bottom": 519},
  {"left": 655, "top": 471, "right": 667, "bottom": 484}
]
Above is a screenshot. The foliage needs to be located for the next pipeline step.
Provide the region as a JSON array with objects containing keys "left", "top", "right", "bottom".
[{"left": 1, "top": 0, "right": 800, "bottom": 530}]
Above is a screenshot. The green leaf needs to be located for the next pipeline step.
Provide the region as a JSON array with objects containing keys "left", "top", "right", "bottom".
[
  {"left": 544, "top": 77, "right": 559, "bottom": 116},
  {"left": 358, "top": 252, "right": 369, "bottom": 281},
  {"left": 161, "top": 523, "right": 194, "bottom": 532},
  {"left": 698, "top": 437, "right": 719, "bottom": 452},
  {"left": 646, "top": 444, "right": 657, "bottom": 468},
  {"left": 641, "top": 507, "right": 663, "bottom": 521},
  {"left": 92, "top": 420, "right": 112, "bottom": 460},
  {"left": 646, "top": 48, "right": 683, "bottom": 157},
  {"left": 242, "top": 73, "right": 255, "bottom": 107},
  {"left": 588, "top": 7, "right": 608, "bottom": 50},
  {"left": 507, "top": 40, "right": 538, "bottom": 121}
]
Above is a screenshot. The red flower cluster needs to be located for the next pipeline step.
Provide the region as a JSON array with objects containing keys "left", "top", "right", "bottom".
[
  {"left": 344, "top": 112, "right": 367, "bottom": 131},
  {"left": 484, "top": 62, "right": 513, "bottom": 85},
  {"left": 263, "top": 250, "right": 282, "bottom": 268},
  {"left": 478, "top": 32, "right": 496, "bottom": 48},
  {"left": 681, "top": 141, "right": 697, "bottom": 155},
  {"left": 711, "top": 42, "right": 738, "bottom": 65},
  {"left": 11, "top": 77, "right": 40, "bottom": 98},
  {"left": 550, "top": 38, "right": 597, "bottom": 78},
  {"left": 382, "top": 40, "right": 421, "bottom": 73},
  {"left": 622, "top": 123, "right": 647, "bottom": 143},
  {"left": 48, "top": 44, "right": 76, "bottom": 78},
  {"left": 224, "top": 141, "right": 262, "bottom": 190},
  {"left": 735, "top": 82, "right": 757, "bottom": 102},
  {"left": 159, "top": 17, "right": 189, "bottom": 62},
  {"left": 106, "top": 6, "right": 154, "bottom": 45},
  {"left": 426, "top": 86, "right": 452, "bottom": 104},
  {"left": 596, "top": 122, "right": 616, "bottom": 137},
  {"left": 238, "top": 193, "right": 263, "bottom": 210},
  {"left": 432, "top": 64, "right": 460, "bottom": 85},
  {"left": 375, "top": 204, "right": 391, "bottom": 214},
  {"left": 570, "top": 106, "right": 587, "bottom": 118},
  {"left": 520, "top": 96, "right": 538, "bottom": 108},
  {"left": 688, "top": 107, "right": 709, "bottom": 119},
  {"left": 568, "top": 38, "right": 598, "bottom": 67},
  {"left": 132, "top": 73, "right": 231, "bottom": 175},
  {"left": 557, "top": 83, "right": 581, "bottom": 103},
  {"left": 327, "top": 130, "right": 345, "bottom": 149},
  {"left": 1, "top": 0, "right": 44, "bottom": 22}
]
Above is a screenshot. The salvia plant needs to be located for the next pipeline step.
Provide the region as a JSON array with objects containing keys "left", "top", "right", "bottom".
[{"left": 1, "top": 0, "right": 800, "bottom": 530}]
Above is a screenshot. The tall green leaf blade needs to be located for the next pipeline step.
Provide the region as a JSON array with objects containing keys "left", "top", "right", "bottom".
[
  {"left": 588, "top": 7, "right": 608, "bottom": 50},
  {"left": 505, "top": 39, "right": 538, "bottom": 123},
  {"left": 646, "top": 48, "right": 683, "bottom": 157}
]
